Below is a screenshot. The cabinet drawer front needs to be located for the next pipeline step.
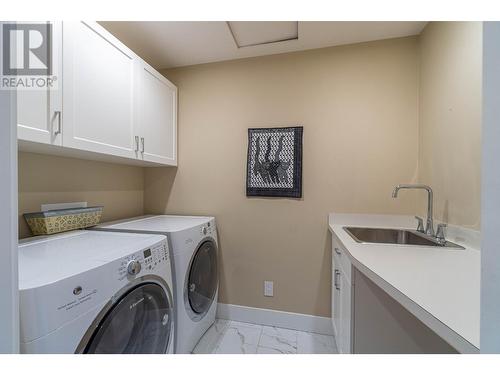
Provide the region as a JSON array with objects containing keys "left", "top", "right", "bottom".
[{"left": 332, "top": 233, "right": 352, "bottom": 283}]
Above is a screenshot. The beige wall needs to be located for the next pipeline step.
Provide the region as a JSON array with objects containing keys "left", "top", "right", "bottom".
[
  {"left": 145, "top": 37, "right": 420, "bottom": 317},
  {"left": 418, "top": 22, "right": 482, "bottom": 229},
  {"left": 18, "top": 152, "right": 144, "bottom": 239}
]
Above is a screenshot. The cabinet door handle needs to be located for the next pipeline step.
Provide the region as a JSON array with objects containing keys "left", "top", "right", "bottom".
[
  {"left": 140, "top": 137, "right": 145, "bottom": 153},
  {"left": 135, "top": 136, "right": 139, "bottom": 152},
  {"left": 334, "top": 248, "right": 341, "bottom": 255},
  {"left": 53, "top": 111, "right": 62, "bottom": 136},
  {"left": 334, "top": 270, "right": 340, "bottom": 290}
]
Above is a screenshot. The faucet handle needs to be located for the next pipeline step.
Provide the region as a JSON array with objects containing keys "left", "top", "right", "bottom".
[
  {"left": 436, "top": 223, "right": 447, "bottom": 245},
  {"left": 415, "top": 216, "right": 425, "bottom": 233}
]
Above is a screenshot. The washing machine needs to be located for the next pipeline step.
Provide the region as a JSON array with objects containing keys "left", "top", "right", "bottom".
[
  {"left": 18, "top": 230, "right": 175, "bottom": 354},
  {"left": 92, "top": 215, "right": 218, "bottom": 354}
]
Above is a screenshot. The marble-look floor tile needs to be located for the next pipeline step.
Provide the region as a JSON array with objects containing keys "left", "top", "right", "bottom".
[
  {"left": 192, "top": 320, "right": 338, "bottom": 355},
  {"left": 192, "top": 319, "right": 230, "bottom": 354},
  {"left": 228, "top": 320, "right": 263, "bottom": 330},
  {"left": 258, "top": 326, "right": 298, "bottom": 354},
  {"left": 215, "top": 323, "right": 262, "bottom": 354},
  {"left": 261, "top": 326, "right": 298, "bottom": 341},
  {"left": 297, "top": 331, "right": 338, "bottom": 354},
  {"left": 257, "top": 346, "right": 288, "bottom": 354}
]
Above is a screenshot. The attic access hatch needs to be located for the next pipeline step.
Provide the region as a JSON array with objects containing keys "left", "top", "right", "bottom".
[{"left": 227, "top": 21, "right": 299, "bottom": 48}]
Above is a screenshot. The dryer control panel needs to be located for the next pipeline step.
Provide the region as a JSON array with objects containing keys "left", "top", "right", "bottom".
[
  {"left": 200, "top": 220, "right": 216, "bottom": 237},
  {"left": 117, "top": 242, "right": 169, "bottom": 280}
]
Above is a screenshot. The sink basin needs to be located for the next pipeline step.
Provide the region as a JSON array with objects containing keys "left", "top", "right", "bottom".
[{"left": 343, "top": 227, "right": 464, "bottom": 249}]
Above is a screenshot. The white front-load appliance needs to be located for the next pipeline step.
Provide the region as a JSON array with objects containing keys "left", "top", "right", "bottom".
[
  {"left": 93, "top": 215, "right": 218, "bottom": 354},
  {"left": 18, "top": 230, "right": 175, "bottom": 354}
]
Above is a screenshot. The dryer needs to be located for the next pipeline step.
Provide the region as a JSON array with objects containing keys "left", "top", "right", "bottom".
[
  {"left": 93, "top": 215, "right": 218, "bottom": 354},
  {"left": 19, "top": 230, "right": 175, "bottom": 354}
]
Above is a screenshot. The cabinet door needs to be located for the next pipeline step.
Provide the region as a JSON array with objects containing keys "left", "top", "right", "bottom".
[
  {"left": 17, "top": 22, "right": 62, "bottom": 146},
  {"left": 137, "top": 61, "right": 177, "bottom": 166},
  {"left": 339, "top": 269, "right": 352, "bottom": 354},
  {"left": 62, "top": 21, "right": 137, "bottom": 159},
  {"left": 331, "top": 255, "right": 336, "bottom": 334},
  {"left": 332, "top": 256, "right": 340, "bottom": 339},
  {"left": 333, "top": 269, "right": 341, "bottom": 342}
]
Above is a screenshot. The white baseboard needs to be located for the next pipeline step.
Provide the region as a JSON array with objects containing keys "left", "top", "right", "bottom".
[{"left": 216, "top": 303, "right": 333, "bottom": 336}]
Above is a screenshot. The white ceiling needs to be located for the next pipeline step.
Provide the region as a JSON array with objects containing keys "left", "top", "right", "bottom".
[{"left": 99, "top": 21, "right": 427, "bottom": 70}]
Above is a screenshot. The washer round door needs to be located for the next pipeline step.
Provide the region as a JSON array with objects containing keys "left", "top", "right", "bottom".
[
  {"left": 80, "top": 281, "right": 173, "bottom": 354},
  {"left": 185, "top": 239, "right": 218, "bottom": 320}
]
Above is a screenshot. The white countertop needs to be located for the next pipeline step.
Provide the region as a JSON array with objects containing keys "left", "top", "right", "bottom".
[{"left": 328, "top": 213, "right": 480, "bottom": 353}]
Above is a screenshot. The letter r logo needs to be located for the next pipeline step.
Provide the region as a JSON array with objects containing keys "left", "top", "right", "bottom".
[{"left": 2, "top": 23, "right": 52, "bottom": 76}]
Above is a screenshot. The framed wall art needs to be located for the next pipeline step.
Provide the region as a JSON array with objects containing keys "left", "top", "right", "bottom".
[{"left": 246, "top": 126, "right": 303, "bottom": 198}]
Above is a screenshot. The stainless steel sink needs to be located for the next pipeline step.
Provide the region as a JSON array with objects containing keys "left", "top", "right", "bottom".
[{"left": 343, "top": 227, "right": 464, "bottom": 249}]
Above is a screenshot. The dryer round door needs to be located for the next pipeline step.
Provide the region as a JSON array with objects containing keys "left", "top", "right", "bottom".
[
  {"left": 78, "top": 280, "right": 173, "bottom": 354},
  {"left": 185, "top": 239, "right": 218, "bottom": 321}
]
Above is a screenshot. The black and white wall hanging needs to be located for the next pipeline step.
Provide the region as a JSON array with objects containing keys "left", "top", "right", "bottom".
[{"left": 246, "top": 126, "right": 303, "bottom": 198}]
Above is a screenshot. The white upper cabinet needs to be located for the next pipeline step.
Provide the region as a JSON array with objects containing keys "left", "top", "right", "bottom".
[
  {"left": 137, "top": 61, "right": 177, "bottom": 166},
  {"left": 17, "top": 22, "right": 62, "bottom": 147},
  {"left": 17, "top": 21, "right": 177, "bottom": 166},
  {"left": 62, "top": 21, "right": 138, "bottom": 159}
]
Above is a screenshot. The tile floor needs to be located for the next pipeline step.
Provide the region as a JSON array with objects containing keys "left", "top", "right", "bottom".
[{"left": 193, "top": 319, "right": 339, "bottom": 354}]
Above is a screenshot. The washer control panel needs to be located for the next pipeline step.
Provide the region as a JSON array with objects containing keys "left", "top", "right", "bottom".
[
  {"left": 117, "top": 242, "right": 169, "bottom": 280},
  {"left": 127, "top": 259, "right": 141, "bottom": 275},
  {"left": 143, "top": 242, "right": 169, "bottom": 271}
]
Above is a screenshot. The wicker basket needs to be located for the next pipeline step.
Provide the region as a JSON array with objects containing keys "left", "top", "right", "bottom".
[{"left": 24, "top": 206, "right": 104, "bottom": 236}]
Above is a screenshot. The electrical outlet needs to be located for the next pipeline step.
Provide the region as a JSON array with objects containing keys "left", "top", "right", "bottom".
[{"left": 264, "top": 281, "right": 274, "bottom": 297}]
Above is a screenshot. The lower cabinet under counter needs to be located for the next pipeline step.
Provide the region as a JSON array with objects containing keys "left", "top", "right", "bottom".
[
  {"left": 351, "top": 268, "right": 457, "bottom": 354},
  {"left": 331, "top": 233, "right": 353, "bottom": 353}
]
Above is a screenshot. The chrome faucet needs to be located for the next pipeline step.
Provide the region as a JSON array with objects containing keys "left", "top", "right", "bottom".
[
  {"left": 435, "top": 223, "right": 447, "bottom": 245},
  {"left": 392, "top": 184, "right": 435, "bottom": 237}
]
